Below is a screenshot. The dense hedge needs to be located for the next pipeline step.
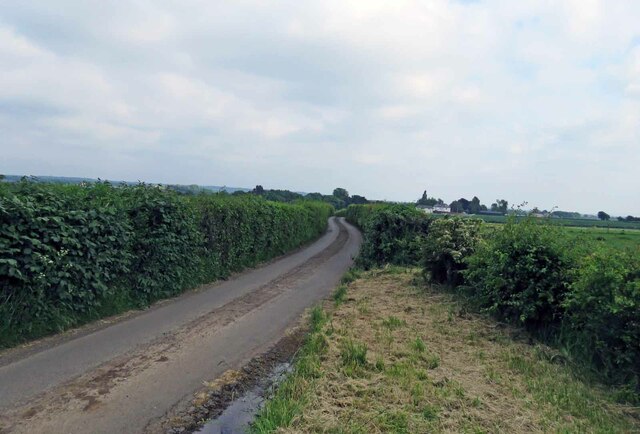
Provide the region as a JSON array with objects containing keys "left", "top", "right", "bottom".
[
  {"left": 342, "top": 204, "right": 431, "bottom": 267},
  {"left": 344, "top": 204, "right": 639, "bottom": 397},
  {"left": 0, "top": 181, "right": 332, "bottom": 347},
  {"left": 422, "top": 217, "right": 483, "bottom": 286},
  {"left": 462, "top": 217, "right": 639, "bottom": 394}
]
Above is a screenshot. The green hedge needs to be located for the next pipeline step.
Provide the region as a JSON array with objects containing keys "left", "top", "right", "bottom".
[
  {"left": 345, "top": 205, "right": 639, "bottom": 397},
  {"left": 343, "top": 204, "right": 431, "bottom": 267},
  {"left": 0, "top": 181, "right": 332, "bottom": 347},
  {"left": 462, "top": 217, "right": 639, "bottom": 395}
]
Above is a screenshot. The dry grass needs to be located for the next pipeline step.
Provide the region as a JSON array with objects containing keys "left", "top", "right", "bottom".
[{"left": 269, "top": 268, "right": 639, "bottom": 434}]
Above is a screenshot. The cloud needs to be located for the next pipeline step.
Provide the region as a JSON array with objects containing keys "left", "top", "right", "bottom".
[{"left": 0, "top": 0, "right": 639, "bottom": 214}]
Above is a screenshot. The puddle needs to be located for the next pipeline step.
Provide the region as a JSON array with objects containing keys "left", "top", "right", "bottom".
[{"left": 196, "top": 362, "right": 291, "bottom": 434}]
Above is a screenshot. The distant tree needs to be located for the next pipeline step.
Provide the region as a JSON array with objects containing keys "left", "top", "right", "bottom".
[
  {"left": 597, "top": 211, "right": 611, "bottom": 221},
  {"left": 305, "top": 192, "right": 324, "bottom": 201},
  {"left": 252, "top": 185, "right": 265, "bottom": 195},
  {"left": 457, "top": 198, "right": 470, "bottom": 213},
  {"left": 417, "top": 190, "right": 429, "bottom": 206},
  {"left": 469, "top": 196, "right": 481, "bottom": 214},
  {"left": 333, "top": 188, "right": 349, "bottom": 200},
  {"left": 490, "top": 199, "right": 508, "bottom": 214},
  {"left": 263, "top": 189, "right": 303, "bottom": 202},
  {"left": 350, "top": 194, "right": 368, "bottom": 205},
  {"left": 450, "top": 200, "right": 464, "bottom": 213},
  {"left": 232, "top": 190, "right": 247, "bottom": 196},
  {"left": 417, "top": 190, "right": 440, "bottom": 207},
  {"left": 323, "top": 195, "right": 345, "bottom": 209}
]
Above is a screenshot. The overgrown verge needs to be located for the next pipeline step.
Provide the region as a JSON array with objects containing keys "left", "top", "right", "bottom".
[
  {"left": 0, "top": 181, "right": 332, "bottom": 347},
  {"left": 253, "top": 269, "right": 638, "bottom": 433},
  {"left": 345, "top": 204, "right": 640, "bottom": 399},
  {"left": 251, "top": 268, "right": 362, "bottom": 432}
]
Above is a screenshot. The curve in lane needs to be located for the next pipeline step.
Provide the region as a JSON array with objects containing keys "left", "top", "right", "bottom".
[{"left": 0, "top": 217, "right": 361, "bottom": 434}]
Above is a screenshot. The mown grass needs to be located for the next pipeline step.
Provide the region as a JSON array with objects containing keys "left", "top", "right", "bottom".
[{"left": 253, "top": 268, "right": 639, "bottom": 433}]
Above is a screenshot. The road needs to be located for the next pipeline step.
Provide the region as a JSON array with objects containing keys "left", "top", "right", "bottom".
[{"left": 0, "top": 217, "right": 361, "bottom": 434}]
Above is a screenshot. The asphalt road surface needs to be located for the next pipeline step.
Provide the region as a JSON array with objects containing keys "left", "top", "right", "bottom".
[{"left": 0, "top": 217, "right": 361, "bottom": 434}]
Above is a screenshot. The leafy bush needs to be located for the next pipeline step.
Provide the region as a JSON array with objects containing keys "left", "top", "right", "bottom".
[
  {"left": 463, "top": 217, "right": 580, "bottom": 328},
  {"left": 0, "top": 181, "right": 332, "bottom": 347},
  {"left": 563, "top": 249, "right": 640, "bottom": 389},
  {"left": 422, "top": 217, "right": 483, "bottom": 286},
  {"left": 344, "top": 204, "right": 431, "bottom": 267}
]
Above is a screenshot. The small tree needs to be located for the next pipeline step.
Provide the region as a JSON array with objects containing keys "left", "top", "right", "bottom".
[
  {"left": 333, "top": 188, "right": 349, "bottom": 201},
  {"left": 252, "top": 185, "right": 265, "bottom": 195},
  {"left": 597, "top": 211, "right": 610, "bottom": 221}
]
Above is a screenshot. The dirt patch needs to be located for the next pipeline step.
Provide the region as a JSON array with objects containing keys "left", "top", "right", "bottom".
[{"left": 147, "top": 327, "right": 307, "bottom": 434}]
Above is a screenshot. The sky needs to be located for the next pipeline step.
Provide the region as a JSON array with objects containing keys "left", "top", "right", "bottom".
[{"left": 0, "top": 1, "right": 639, "bottom": 215}]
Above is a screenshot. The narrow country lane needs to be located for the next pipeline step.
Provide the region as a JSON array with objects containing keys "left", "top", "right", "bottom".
[{"left": 0, "top": 217, "right": 361, "bottom": 434}]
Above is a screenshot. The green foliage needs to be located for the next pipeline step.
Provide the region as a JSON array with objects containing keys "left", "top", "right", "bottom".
[
  {"left": 340, "top": 339, "right": 368, "bottom": 368},
  {"left": 459, "top": 216, "right": 639, "bottom": 395},
  {"left": 333, "top": 284, "right": 348, "bottom": 305},
  {"left": 422, "top": 217, "right": 483, "bottom": 286},
  {"left": 0, "top": 181, "right": 332, "bottom": 347},
  {"left": 463, "top": 217, "right": 579, "bottom": 327},
  {"left": 563, "top": 249, "right": 640, "bottom": 389},
  {"left": 344, "top": 204, "right": 431, "bottom": 267}
]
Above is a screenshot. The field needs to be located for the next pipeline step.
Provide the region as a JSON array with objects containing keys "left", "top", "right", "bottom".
[
  {"left": 564, "top": 226, "right": 640, "bottom": 251},
  {"left": 482, "top": 223, "right": 640, "bottom": 251},
  {"left": 467, "top": 213, "right": 640, "bottom": 230},
  {"left": 253, "top": 269, "right": 639, "bottom": 433}
]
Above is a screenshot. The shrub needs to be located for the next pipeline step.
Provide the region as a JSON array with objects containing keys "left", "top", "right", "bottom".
[
  {"left": 422, "top": 216, "right": 483, "bottom": 286},
  {"left": 463, "top": 217, "right": 579, "bottom": 328},
  {"left": 563, "top": 249, "right": 640, "bottom": 389},
  {"left": 345, "top": 204, "right": 431, "bottom": 268}
]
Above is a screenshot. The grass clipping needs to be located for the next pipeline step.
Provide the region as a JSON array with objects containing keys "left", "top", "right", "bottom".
[{"left": 253, "top": 268, "right": 639, "bottom": 433}]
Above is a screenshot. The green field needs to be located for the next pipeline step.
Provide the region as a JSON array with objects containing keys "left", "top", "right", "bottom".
[
  {"left": 469, "top": 213, "right": 640, "bottom": 230},
  {"left": 564, "top": 226, "right": 640, "bottom": 251}
]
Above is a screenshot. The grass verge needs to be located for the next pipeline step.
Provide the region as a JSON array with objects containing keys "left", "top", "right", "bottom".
[{"left": 252, "top": 268, "right": 639, "bottom": 433}]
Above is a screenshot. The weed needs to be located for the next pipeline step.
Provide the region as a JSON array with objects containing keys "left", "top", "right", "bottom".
[
  {"left": 424, "top": 353, "right": 440, "bottom": 370},
  {"left": 382, "top": 315, "right": 407, "bottom": 330},
  {"left": 340, "top": 339, "right": 368, "bottom": 368},
  {"left": 411, "top": 337, "right": 427, "bottom": 353},
  {"left": 333, "top": 285, "right": 348, "bottom": 305},
  {"left": 422, "top": 404, "right": 440, "bottom": 421}
]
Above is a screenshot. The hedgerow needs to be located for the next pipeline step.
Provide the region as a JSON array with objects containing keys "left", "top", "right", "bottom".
[
  {"left": 462, "top": 216, "right": 639, "bottom": 395},
  {"left": 422, "top": 217, "right": 483, "bottom": 286},
  {"left": 343, "top": 204, "right": 431, "bottom": 268},
  {"left": 0, "top": 181, "right": 332, "bottom": 347},
  {"left": 345, "top": 204, "right": 639, "bottom": 397}
]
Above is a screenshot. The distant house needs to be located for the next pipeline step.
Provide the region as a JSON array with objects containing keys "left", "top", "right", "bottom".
[
  {"left": 417, "top": 204, "right": 451, "bottom": 214},
  {"left": 416, "top": 205, "right": 434, "bottom": 214},
  {"left": 433, "top": 204, "right": 451, "bottom": 214}
]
